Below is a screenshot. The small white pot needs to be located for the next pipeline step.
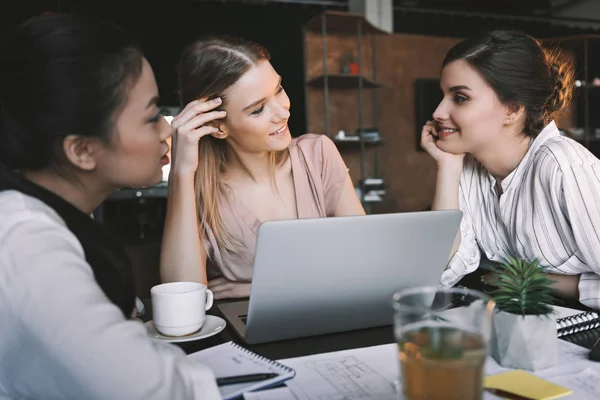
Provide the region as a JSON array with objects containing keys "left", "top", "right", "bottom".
[{"left": 490, "top": 309, "right": 557, "bottom": 371}]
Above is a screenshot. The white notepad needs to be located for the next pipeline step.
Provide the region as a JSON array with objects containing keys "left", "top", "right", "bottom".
[{"left": 188, "top": 341, "right": 296, "bottom": 400}]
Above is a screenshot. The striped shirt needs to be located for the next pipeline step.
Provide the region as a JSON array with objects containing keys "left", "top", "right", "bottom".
[{"left": 441, "top": 121, "right": 600, "bottom": 310}]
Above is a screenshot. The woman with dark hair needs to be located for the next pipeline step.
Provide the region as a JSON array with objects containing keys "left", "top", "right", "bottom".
[
  {"left": 421, "top": 30, "right": 600, "bottom": 310},
  {"left": 160, "top": 36, "right": 365, "bottom": 300},
  {"left": 0, "top": 13, "right": 220, "bottom": 399}
]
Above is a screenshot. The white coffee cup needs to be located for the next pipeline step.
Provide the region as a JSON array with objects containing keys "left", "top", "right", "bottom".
[{"left": 150, "top": 282, "right": 214, "bottom": 337}]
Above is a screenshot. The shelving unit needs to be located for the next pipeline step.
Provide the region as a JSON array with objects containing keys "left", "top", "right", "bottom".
[
  {"left": 545, "top": 35, "right": 600, "bottom": 157},
  {"left": 302, "top": 11, "right": 389, "bottom": 211},
  {"left": 306, "top": 74, "right": 382, "bottom": 89}
]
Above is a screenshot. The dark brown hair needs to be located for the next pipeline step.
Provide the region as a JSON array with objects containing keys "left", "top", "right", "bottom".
[
  {"left": 0, "top": 13, "right": 143, "bottom": 170},
  {"left": 443, "top": 30, "right": 574, "bottom": 137}
]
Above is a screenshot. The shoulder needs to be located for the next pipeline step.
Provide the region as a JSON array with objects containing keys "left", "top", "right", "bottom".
[
  {"left": 535, "top": 135, "right": 599, "bottom": 170},
  {"left": 289, "top": 134, "right": 333, "bottom": 171},
  {"left": 0, "top": 190, "right": 81, "bottom": 257},
  {"left": 526, "top": 136, "right": 600, "bottom": 198},
  {"left": 290, "top": 134, "right": 343, "bottom": 168},
  {"left": 290, "top": 133, "right": 335, "bottom": 155},
  {"left": 0, "top": 190, "right": 66, "bottom": 230}
]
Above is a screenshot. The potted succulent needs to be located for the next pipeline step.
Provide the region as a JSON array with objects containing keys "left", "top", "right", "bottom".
[{"left": 487, "top": 257, "right": 557, "bottom": 371}]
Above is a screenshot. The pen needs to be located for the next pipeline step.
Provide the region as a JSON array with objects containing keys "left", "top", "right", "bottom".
[{"left": 216, "top": 373, "right": 279, "bottom": 386}]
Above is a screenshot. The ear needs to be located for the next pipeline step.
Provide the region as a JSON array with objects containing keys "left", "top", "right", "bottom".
[
  {"left": 504, "top": 104, "right": 526, "bottom": 125},
  {"left": 62, "top": 135, "right": 103, "bottom": 171},
  {"left": 207, "top": 120, "right": 229, "bottom": 140}
]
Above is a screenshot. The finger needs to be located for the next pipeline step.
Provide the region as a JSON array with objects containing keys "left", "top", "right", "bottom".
[
  {"left": 208, "top": 277, "right": 228, "bottom": 286},
  {"left": 172, "top": 98, "right": 223, "bottom": 129},
  {"left": 177, "top": 97, "right": 213, "bottom": 116},
  {"left": 210, "top": 282, "right": 231, "bottom": 294},
  {"left": 420, "top": 128, "right": 433, "bottom": 142},
  {"left": 176, "top": 110, "right": 227, "bottom": 135},
  {"left": 421, "top": 123, "right": 438, "bottom": 139},
  {"left": 193, "top": 125, "right": 221, "bottom": 140},
  {"left": 190, "top": 97, "right": 223, "bottom": 116},
  {"left": 210, "top": 288, "right": 228, "bottom": 300},
  {"left": 233, "top": 283, "right": 251, "bottom": 297},
  {"left": 171, "top": 101, "right": 202, "bottom": 128},
  {"left": 420, "top": 129, "right": 434, "bottom": 143},
  {"left": 180, "top": 97, "right": 209, "bottom": 113},
  {"left": 175, "top": 126, "right": 219, "bottom": 146},
  {"left": 209, "top": 282, "right": 231, "bottom": 293},
  {"left": 213, "top": 290, "right": 229, "bottom": 300},
  {"left": 420, "top": 132, "right": 437, "bottom": 150}
]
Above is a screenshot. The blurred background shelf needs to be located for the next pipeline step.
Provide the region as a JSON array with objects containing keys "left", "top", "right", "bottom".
[{"left": 307, "top": 74, "right": 382, "bottom": 89}]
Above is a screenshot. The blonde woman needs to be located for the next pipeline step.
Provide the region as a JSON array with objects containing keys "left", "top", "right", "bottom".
[{"left": 160, "top": 36, "right": 365, "bottom": 300}]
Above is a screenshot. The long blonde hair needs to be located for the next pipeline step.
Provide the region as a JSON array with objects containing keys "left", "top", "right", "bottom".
[{"left": 177, "top": 35, "right": 287, "bottom": 253}]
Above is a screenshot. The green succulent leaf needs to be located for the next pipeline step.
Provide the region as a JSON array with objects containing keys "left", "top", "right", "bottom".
[{"left": 488, "top": 257, "right": 555, "bottom": 316}]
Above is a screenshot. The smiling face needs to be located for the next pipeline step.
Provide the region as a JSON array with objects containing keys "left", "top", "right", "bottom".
[
  {"left": 432, "top": 59, "right": 510, "bottom": 155},
  {"left": 217, "top": 60, "right": 291, "bottom": 154}
]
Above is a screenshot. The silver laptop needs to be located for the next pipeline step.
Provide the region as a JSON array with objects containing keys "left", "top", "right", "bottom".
[{"left": 217, "top": 210, "right": 462, "bottom": 344}]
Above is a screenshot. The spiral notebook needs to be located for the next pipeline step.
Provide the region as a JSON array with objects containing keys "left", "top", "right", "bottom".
[
  {"left": 187, "top": 341, "right": 295, "bottom": 399},
  {"left": 555, "top": 305, "right": 600, "bottom": 338}
]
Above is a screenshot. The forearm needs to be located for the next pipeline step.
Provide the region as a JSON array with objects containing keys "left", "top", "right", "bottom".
[
  {"left": 160, "top": 173, "right": 207, "bottom": 284},
  {"left": 578, "top": 273, "right": 600, "bottom": 310},
  {"left": 549, "top": 273, "right": 580, "bottom": 301},
  {"left": 432, "top": 164, "right": 462, "bottom": 211},
  {"left": 432, "top": 165, "right": 463, "bottom": 259},
  {"left": 334, "top": 176, "right": 366, "bottom": 217},
  {"left": 6, "top": 221, "right": 221, "bottom": 400}
]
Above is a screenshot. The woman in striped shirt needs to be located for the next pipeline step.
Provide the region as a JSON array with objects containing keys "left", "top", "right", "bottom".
[{"left": 421, "top": 30, "right": 600, "bottom": 310}]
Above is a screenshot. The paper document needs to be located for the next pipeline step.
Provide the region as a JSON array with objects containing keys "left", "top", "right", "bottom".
[
  {"left": 243, "top": 387, "right": 298, "bottom": 400},
  {"left": 552, "top": 369, "right": 600, "bottom": 400},
  {"left": 279, "top": 344, "right": 399, "bottom": 400},
  {"left": 274, "top": 340, "right": 600, "bottom": 400}
]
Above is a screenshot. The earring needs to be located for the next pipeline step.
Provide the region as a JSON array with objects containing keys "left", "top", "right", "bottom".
[{"left": 505, "top": 118, "right": 510, "bottom": 123}]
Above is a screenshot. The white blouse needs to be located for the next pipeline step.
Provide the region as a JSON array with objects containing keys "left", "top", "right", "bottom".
[
  {"left": 441, "top": 121, "right": 600, "bottom": 310},
  {"left": 0, "top": 190, "right": 222, "bottom": 400}
]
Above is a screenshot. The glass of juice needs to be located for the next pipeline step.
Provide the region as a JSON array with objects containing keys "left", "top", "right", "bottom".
[{"left": 393, "top": 286, "right": 494, "bottom": 400}]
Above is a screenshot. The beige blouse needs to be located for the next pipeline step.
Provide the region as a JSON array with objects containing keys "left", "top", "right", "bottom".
[{"left": 204, "top": 133, "right": 349, "bottom": 282}]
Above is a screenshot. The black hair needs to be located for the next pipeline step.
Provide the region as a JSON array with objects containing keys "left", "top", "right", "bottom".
[
  {"left": 443, "top": 30, "right": 574, "bottom": 137},
  {"left": 0, "top": 13, "right": 143, "bottom": 170}
]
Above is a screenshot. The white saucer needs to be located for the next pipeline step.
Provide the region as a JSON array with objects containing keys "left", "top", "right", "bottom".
[{"left": 145, "top": 315, "right": 227, "bottom": 343}]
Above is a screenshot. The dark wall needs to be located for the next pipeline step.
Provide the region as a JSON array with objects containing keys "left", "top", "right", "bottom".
[
  {"left": 393, "top": 0, "right": 553, "bottom": 17},
  {"left": 1, "top": 1, "right": 597, "bottom": 139},
  {"left": 0, "top": 0, "right": 338, "bottom": 138},
  {"left": 393, "top": 8, "right": 598, "bottom": 39}
]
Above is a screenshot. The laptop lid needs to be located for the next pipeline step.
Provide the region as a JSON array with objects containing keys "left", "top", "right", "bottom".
[{"left": 243, "top": 210, "right": 462, "bottom": 344}]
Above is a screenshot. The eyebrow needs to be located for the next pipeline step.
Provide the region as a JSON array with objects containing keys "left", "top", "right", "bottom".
[
  {"left": 146, "top": 96, "right": 160, "bottom": 109},
  {"left": 448, "top": 85, "right": 472, "bottom": 92},
  {"left": 242, "top": 76, "right": 283, "bottom": 112}
]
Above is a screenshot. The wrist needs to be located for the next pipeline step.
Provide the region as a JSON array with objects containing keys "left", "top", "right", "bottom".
[
  {"left": 436, "top": 163, "right": 463, "bottom": 180},
  {"left": 168, "top": 169, "right": 196, "bottom": 185}
]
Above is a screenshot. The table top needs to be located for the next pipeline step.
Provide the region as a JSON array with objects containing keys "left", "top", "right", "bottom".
[{"left": 141, "top": 298, "right": 599, "bottom": 360}]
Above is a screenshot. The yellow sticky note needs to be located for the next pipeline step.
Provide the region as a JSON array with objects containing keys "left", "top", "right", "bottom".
[{"left": 484, "top": 370, "right": 572, "bottom": 400}]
